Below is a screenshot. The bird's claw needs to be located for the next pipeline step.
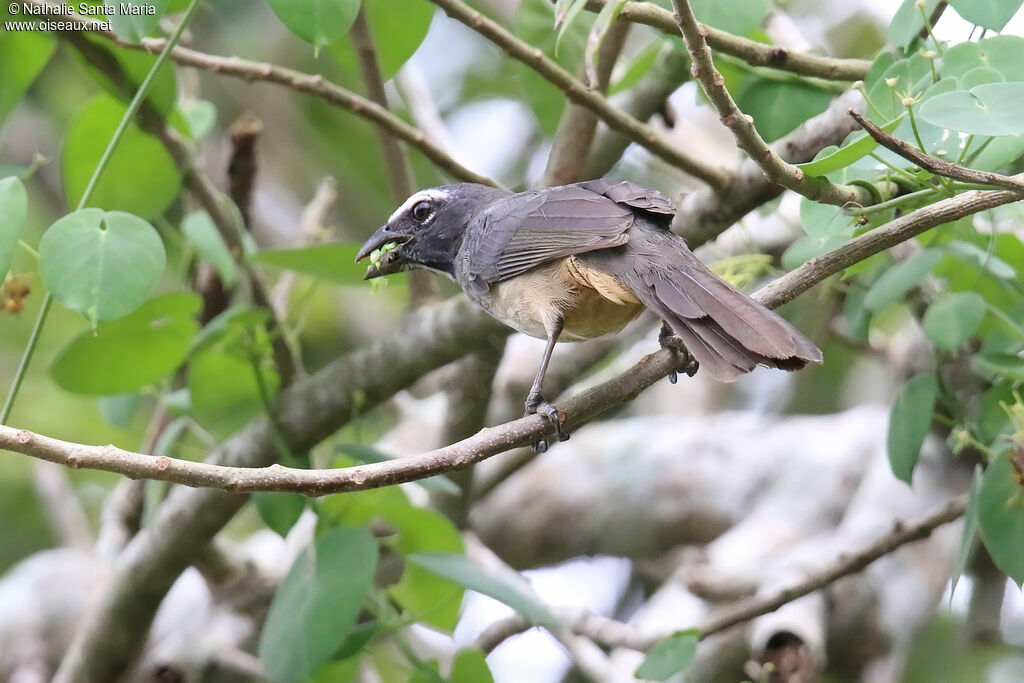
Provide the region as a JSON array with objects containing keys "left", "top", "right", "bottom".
[
  {"left": 525, "top": 394, "right": 570, "bottom": 452},
  {"left": 659, "top": 324, "right": 699, "bottom": 383}
]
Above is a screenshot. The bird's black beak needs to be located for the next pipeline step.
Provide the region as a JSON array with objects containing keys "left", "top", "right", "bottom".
[{"left": 355, "top": 226, "right": 413, "bottom": 280}]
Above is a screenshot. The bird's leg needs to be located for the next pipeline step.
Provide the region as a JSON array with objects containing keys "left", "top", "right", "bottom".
[
  {"left": 525, "top": 316, "right": 568, "bottom": 453},
  {"left": 659, "top": 321, "right": 699, "bottom": 384}
]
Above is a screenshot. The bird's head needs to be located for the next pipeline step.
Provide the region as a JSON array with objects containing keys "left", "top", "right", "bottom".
[{"left": 356, "top": 183, "right": 510, "bottom": 279}]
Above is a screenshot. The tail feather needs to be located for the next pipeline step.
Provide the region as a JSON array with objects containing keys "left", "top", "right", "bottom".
[{"left": 605, "top": 252, "right": 820, "bottom": 383}]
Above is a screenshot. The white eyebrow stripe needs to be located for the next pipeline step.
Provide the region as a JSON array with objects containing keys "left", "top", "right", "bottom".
[{"left": 388, "top": 189, "right": 450, "bottom": 223}]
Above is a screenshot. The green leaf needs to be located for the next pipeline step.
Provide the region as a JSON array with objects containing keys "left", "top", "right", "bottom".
[
  {"left": 949, "top": 0, "right": 1024, "bottom": 32},
  {"left": 886, "top": 374, "right": 937, "bottom": 484},
  {"left": 517, "top": 0, "right": 590, "bottom": 134},
  {"left": 111, "top": 0, "right": 168, "bottom": 41},
  {"left": 0, "top": 176, "right": 28, "bottom": 279},
  {"left": 99, "top": 393, "right": 140, "bottom": 430},
  {"left": 389, "top": 507, "right": 465, "bottom": 632},
  {"left": 799, "top": 196, "right": 850, "bottom": 239},
  {"left": 51, "top": 292, "right": 200, "bottom": 394},
  {"left": 406, "top": 553, "right": 557, "bottom": 627},
  {"left": 556, "top": 0, "right": 588, "bottom": 56},
  {"left": 248, "top": 243, "right": 367, "bottom": 285},
  {"left": 798, "top": 116, "right": 905, "bottom": 177},
  {"left": 691, "top": 0, "right": 770, "bottom": 36},
  {"left": 179, "top": 99, "right": 218, "bottom": 139},
  {"left": 977, "top": 454, "right": 1024, "bottom": 586},
  {"left": 0, "top": 23, "right": 55, "bottom": 126},
  {"left": 736, "top": 79, "right": 832, "bottom": 142},
  {"left": 39, "top": 209, "right": 166, "bottom": 326},
  {"left": 584, "top": 0, "right": 627, "bottom": 87},
  {"left": 264, "top": 0, "right": 361, "bottom": 52},
  {"left": 920, "top": 83, "right": 1024, "bottom": 136},
  {"left": 922, "top": 292, "right": 987, "bottom": 351},
  {"left": 863, "top": 250, "right": 942, "bottom": 313},
  {"left": 72, "top": 38, "right": 178, "bottom": 116},
  {"left": 960, "top": 66, "right": 1005, "bottom": 90},
  {"left": 259, "top": 526, "right": 379, "bottom": 683},
  {"left": 331, "top": 0, "right": 434, "bottom": 79},
  {"left": 889, "top": 0, "right": 941, "bottom": 48},
  {"left": 187, "top": 305, "right": 271, "bottom": 358},
  {"left": 946, "top": 241, "right": 1018, "bottom": 280},
  {"left": 973, "top": 353, "right": 1024, "bottom": 381},
  {"left": 188, "top": 348, "right": 280, "bottom": 438},
  {"left": 62, "top": 95, "right": 181, "bottom": 219},
  {"left": 865, "top": 53, "right": 932, "bottom": 120},
  {"left": 450, "top": 649, "right": 494, "bottom": 683},
  {"left": 634, "top": 630, "right": 700, "bottom": 681},
  {"left": 952, "top": 464, "right": 983, "bottom": 596},
  {"left": 254, "top": 493, "right": 307, "bottom": 538},
  {"left": 182, "top": 211, "right": 237, "bottom": 287},
  {"left": 309, "top": 657, "right": 362, "bottom": 683}
]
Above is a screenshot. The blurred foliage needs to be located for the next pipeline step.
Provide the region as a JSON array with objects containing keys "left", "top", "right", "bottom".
[{"left": 1, "top": 0, "right": 1024, "bottom": 680}]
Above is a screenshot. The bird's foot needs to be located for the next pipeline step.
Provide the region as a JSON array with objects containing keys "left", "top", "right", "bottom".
[
  {"left": 659, "top": 323, "right": 699, "bottom": 384},
  {"left": 525, "top": 393, "right": 570, "bottom": 453}
]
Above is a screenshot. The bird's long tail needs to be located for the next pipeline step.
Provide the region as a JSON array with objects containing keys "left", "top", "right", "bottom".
[{"left": 589, "top": 230, "right": 822, "bottom": 382}]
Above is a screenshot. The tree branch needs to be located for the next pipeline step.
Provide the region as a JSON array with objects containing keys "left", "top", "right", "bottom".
[
  {"left": 849, "top": 110, "right": 1024, "bottom": 193},
  {"left": 25, "top": 0, "right": 498, "bottom": 188},
  {"left": 475, "top": 494, "right": 966, "bottom": 653},
  {"left": 428, "top": 0, "right": 731, "bottom": 188},
  {"left": 350, "top": 6, "right": 438, "bottom": 306},
  {"left": 583, "top": 0, "right": 871, "bottom": 81},
  {"left": 5, "top": 186, "right": 1019, "bottom": 497},
  {"left": 670, "top": 0, "right": 874, "bottom": 208}
]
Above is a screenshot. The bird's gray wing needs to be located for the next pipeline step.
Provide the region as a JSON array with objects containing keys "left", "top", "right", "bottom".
[{"left": 463, "top": 181, "right": 674, "bottom": 295}]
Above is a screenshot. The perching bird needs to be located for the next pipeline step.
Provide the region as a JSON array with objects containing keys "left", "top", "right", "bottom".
[{"left": 356, "top": 179, "right": 821, "bottom": 448}]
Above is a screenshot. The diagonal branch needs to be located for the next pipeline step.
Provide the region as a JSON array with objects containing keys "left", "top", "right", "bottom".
[
  {"left": 350, "top": 6, "right": 438, "bottom": 306},
  {"left": 475, "top": 493, "right": 967, "bottom": 653},
  {"left": 670, "top": 0, "right": 875, "bottom": 208},
  {"left": 4, "top": 186, "right": 1019, "bottom": 496},
  {"left": 428, "top": 0, "right": 731, "bottom": 188},
  {"left": 849, "top": 110, "right": 1024, "bottom": 193},
  {"left": 582, "top": 0, "right": 871, "bottom": 81},
  {"left": 26, "top": 0, "right": 498, "bottom": 188}
]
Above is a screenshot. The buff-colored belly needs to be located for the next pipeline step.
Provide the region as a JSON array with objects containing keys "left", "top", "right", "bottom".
[{"left": 481, "top": 258, "right": 644, "bottom": 341}]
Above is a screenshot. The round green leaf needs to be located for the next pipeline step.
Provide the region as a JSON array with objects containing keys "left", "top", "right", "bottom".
[
  {"left": 254, "top": 493, "right": 307, "bottom": 538},
  {"left": 889, "top": 0, "right": 941, "bottom": 48},
  {"left": 977, "top": 454, "right": 1024, "bottom": 586},
  {"left": 800, "top": 196, "right": 850, "bottom": 239},
  {"left": 737, "top": 79, "right": 832, "bottom": 142},
  {"left": 0, "top": 175, "right": 28, "bottom": 278},
  {"left": 331, "top": 0, "right": 435, "bottom": 79},
  {"left": 922, "top": 292, "right": 987, "bottom": 351},
  {"left": 50, "top": 293, "right": 200, "bottom": 395},
  {"left": 886, "top": 374, "right": 937, "bottom": 485},
  {"left": 264, "top": 0, "right": 361, "bottom": 51},
  {"left": 62, "top": 95, "right": 181, "bottom": 219},
  {"left": 950, "top": 0, "right": 1023, "bottom": 32},
  {"left": 941, "top": 36, "right": 1024, "bottom": 82},
  {"left": 259, "top": 526, "right": 379, "bottom": 683},
  {"left": 920, "top": 83, "right": 1024, "bottom": 136},
  {"left": 0, "top": 21, "right": 55, "bottom": 126},
  {"left": 39, "top": 209, "right": 166, "bottom": 325}
]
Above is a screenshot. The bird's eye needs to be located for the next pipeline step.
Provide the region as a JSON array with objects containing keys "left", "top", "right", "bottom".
[{"left": 411, "top": 201, "right": 433, "bottom": 222}]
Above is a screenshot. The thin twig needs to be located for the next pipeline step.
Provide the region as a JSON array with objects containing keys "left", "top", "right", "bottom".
[
  {"left": 542, "top": 20, "right": 630, "bottom": 187},
  {"left": 429, "top": 0, "right": 731, "bottom": 188},
  {"left": 475, "top": 494, "right": 967, "bottom": 653},
  {"left": 670, "top": 0, "right": 873, "bottom": 208},
  {"left": 3, "top": 185, "right": 1018, "bottom": 493},
  {"left": 350, "top": 6, "right": 437, "bottom": 306},
  {"left": 849, "top": 110, "right": 1024, "bottom": 194},
  {"left": 23, "top": 0, "right": 498, "bottom": 188},
  {"left": 582, "top": 0, "right": 870, "bottom": 80}
]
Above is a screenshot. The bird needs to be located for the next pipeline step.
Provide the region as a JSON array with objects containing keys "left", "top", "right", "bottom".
[{"left": 356, "top": 178, "right": 822, "bottom": 450}]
